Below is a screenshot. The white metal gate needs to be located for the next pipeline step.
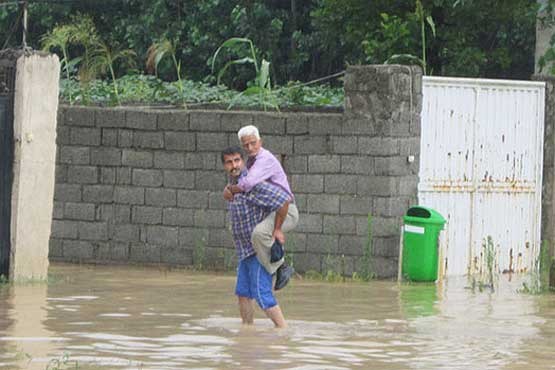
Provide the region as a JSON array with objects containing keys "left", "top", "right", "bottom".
[{"left": 419, "top": 76, "right": 545, "bottom": 276}]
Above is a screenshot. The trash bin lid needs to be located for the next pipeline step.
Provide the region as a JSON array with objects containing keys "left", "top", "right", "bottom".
[{"left": 404, "top": 206, "right": 446, "bottom": 225}]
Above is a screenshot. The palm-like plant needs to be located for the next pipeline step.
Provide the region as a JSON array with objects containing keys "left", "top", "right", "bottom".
[
  {"left": 88, "top": 40, "right": 136, "bottom": 105},
  {"left": 146, "top": 39, "right": 187, "bottom": 108},
  {"left": 41, "top": 24, "right": 80, "bottom": 103},
  {"left": 211, "top": 37, "right": 278, "bottom": 111}
]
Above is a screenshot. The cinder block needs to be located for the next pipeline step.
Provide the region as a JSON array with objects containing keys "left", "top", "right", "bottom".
[
  {"left": 190, "top": 111, "right": 221, "bottom": 131},
  {"left": 373, "top": 236, "right": 400, "bottom": 257},
  {"left": 399, "top": 176, "right": 419, "bottom": 196},
  {"left": 197, "top": 133, "right": 228, "bottom": 151},
  {"left": 324, "top": 174, "right": 358, "bottom": 194},
  {"left": 340, "top": 195, "right": 373, "bottom": 215},
  {"left": 177, "top": 190, "right": 209, "bottom": 208},
  {"left": 373, "top": 197, "right": 410, "bottom": 217},
  {"left": 82, "top": 185, "right": 114, "bottom": 203},
  {"left": 357, "top": 176, "right": 398, "bottom": 196},
  {"left": 307, "top": 114, "right": 343, "bottom": 135},
  {"left": 371, "top": 216, "right": 401, "bottom": 237},
  {"left": 67, "top": 165, "right": 98, "bottom": 184},
  {"left": 126, "top": 110, "right": 157, "bottom": 130},
  {"left": 338, "top": 235, "right": 366, "bottom": 256},
  {"left": 145, "top": 188, "right": 177, "bottom": 207},
  {"left": 163, "top": 170, "right": 195, "bottom": 189},
  {"left": 161, "top": 246, "right": 193, "bottom": 265},
  {"left": 78, "top": 221, "right": 108, "bottom": 241},
  {"left": 51, "top": 220, "right": 79, "bottom": 238},
  {"left": 196, "top": 171, "right": 226, "bottom": 191},
  {"left": 52, "top": 201, "right": 64, "bottom": 219},
  {"left": 113, "top": 224, "right": 140, "bottom": 242},
  {"left": 133, "top": 132, "right": 164, "bottom": 149},
  {"left": 194, "top": 209, "right": 226, "bottom": 228},
  {"left": 115, "top": 205, "right": 131, "bottom": 223},
  {"left": 254, "top": 114, "right": 285, "bottom": 135},
  {"left": 331, "top": 136, "right": 358, "bottom": 154},
  {"left": 306, "top": 234, "right": 339, "bottom": 254},
  {"left": 154, "top": 151, "right": 184, "bottom": 169},
  {"left": 263, "top": 135, "right": 293, "bottom": 155},
  {"left": 307, "top": 194, "right": 340, "bottom": 214},
  {"left": 102, "top": 194, "right": 128, "bottom": 215},
  {"left": 341, "top": 156, "right": 374, "bottom": 174},
  {"left": 285, "top": 232, "right": 307, "bottom": 252},
  {"left": 291, "top": 174, "right": 324, "bottom": 193},
  {"left": 101, "top": 128, "right": 118, "bottom": 146},
  {"left": 178, "top": 227, "right": 207, "bottom": 248},
  {"left": 132, "top": 169, "right": 163, "bottom": 187},
  {"left": 163, "top": 208, "right": 195, "bottom": 226},
  {"left": 70, "top": 127, "right": 101, "bottom": 146},
  {"left": 122, "top": 150, "right": 153, "bottom": 168},
  {"left": 129, "top": 243, "right": 161, "bottom": 263},
  {"left": 54, "top": 183, "right": 82, "bottom": 202},
  {"left": 374, "top": 156, "right": 412, "bottom": 176},
  {"left": 96, "top": 204, "right": 113, "bottom": 222},
  {"left": 294, "top": 136, "right": 329, "bottom": 154},
  {"left": 286, "top": 115, "right": 309, "bottom": 135},
  {"left": 56, "top": 125, "right": 71, "bottom": 145},
  {"left": 94, "top": 242, "right": 111, "bottom": 261},
  {"left": 116, "top": 167, "right": 132, "bottom": 185},
  {"left": 59, "top": 146, "right": 90, "bottom": 165},
  {"left": 295, "top": 213, "right": 323, "bottom": 233},
  {"left": 49, "top": 238, "right": 63, "bottom": 257},
  {"left": 358, "top": 137, "right": 399, "bottom": 156},
  {"left": 221, "top": 111, "right": 254, "bottom": 132},
  {"left": 95, "top": 109, "right": 126, "bottom": 128},
  {"left": 185, "top": 153, "right": 217, "bottom": 170},
  {"left": 342, "top": 116, "right": 375, "bottom": 135},
  {"left": 291, "top": 252, "right": 322, "bottom": 273},
  {"left": 118, "top": 130, "right": 133, "bottom": 147},
  {"left": 165, "top": 132, "right": 196, "bottom": 151},
  {"left": 63, "top": 240, "right": 94, "bottom": 260},
  {"left": 65, "top": 107, "right": 95, "bottom": 127},
  {"left": 111, "top": 242, "right": 130, "bottom": 261},
  {"left": 64, "top": 202, "right": 95, "bottom": 221},
  {"left": 146, "top": 225, "right": 179, "bottom": 247},
  {"left": 101, "top": 167, "right": 116, "bottom": 184},
  {"left": 308, "top": 155, "right": 341, "bottom": 173},
  {"left": 132, "top": 206, "right": 162, "bottom": 224},
  {"left": 157, "top": 111, "right": 189, "bottom": 131},
  {"left": 283, "top": 155, "right": 307, "bottom": 174},
  {"left": 55, "top": 164, "right": 67, "bottom": 183},
  {"left": 323, "top": 215, "right": 356, "bottom": 235},
  {"left": 399, "top": 137, "right": 420, "bottom": 156},
  {"left": 90, "top": 148, "right": 122, "bottom": 166},
  {"left": 208, "top": 192, "right": 226, "bottom": 210},
  {"left": 370, "top": 256, "right": 398, "bottom": 278}
]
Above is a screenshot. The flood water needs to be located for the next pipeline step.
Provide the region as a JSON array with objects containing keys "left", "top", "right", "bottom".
[{"left": 0, "top": 263, "right": 554, "bottom": 370}]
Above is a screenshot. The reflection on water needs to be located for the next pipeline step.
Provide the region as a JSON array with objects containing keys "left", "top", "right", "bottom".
[{"left": 0, "top": 263, "right": 554, "bottom": 369}]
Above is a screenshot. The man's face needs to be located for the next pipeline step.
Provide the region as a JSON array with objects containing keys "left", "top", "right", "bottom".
[
  {"left": 240, "top": 135, "right": 262, "bottom": 157},
  {"left": 222, "top": 152, "right": 244, "bottom": 178}
]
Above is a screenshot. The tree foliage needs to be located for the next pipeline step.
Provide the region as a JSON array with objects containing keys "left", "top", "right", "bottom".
[{"left": 0, "top": 0, "right": 544, "bottom": 82}]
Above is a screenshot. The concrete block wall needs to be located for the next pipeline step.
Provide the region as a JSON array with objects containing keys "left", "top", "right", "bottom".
[{"left": 50, "top": 65, "right": 422, "bottom": 278}]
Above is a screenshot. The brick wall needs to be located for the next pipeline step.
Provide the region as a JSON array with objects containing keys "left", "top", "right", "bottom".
[{"left": 49, "top": 65, "right": 422, "bottom": 278}]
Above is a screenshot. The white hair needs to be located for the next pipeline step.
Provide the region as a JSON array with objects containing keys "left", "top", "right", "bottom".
[{"left": 237, "top": 125, "right": 260, "bottom": 140}]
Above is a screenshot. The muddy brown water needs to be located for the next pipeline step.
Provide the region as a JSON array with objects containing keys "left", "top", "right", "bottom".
[{"left": 0, "top": 263, "right": 554, "bottom": 370}]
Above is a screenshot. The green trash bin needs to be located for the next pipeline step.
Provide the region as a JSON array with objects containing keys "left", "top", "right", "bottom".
[{"left": 402, "top": 206, "right": 446, "bottom": 282}]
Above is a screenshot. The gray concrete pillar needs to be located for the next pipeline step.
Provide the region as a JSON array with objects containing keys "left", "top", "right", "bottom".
[
  {"left": 10, "top": 52, "right": 60, "bottom": 281},
  {"left": 344, "top": 65, "right": 422, "bottom": 278}
]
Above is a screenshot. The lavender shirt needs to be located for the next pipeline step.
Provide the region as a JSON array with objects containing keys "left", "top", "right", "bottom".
[{"left": 237, "top": 147, "right": 293, "bottom": 199}]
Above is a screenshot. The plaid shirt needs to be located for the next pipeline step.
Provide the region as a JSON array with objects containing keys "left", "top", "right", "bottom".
[{"left": 228, "top": 171, "right": 291, "bottom": 261}]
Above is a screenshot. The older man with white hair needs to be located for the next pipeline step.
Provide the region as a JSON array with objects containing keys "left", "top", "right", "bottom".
[{"left": 224, "top": 125, "right": 299, "bottom": 289}]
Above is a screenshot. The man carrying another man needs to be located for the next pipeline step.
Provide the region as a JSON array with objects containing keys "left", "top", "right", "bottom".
[
  {"left": 224, "top": 125, "right": 298, "bottom": 284},
  {"left": 221, "top": 145, "right": 293, "bottom": 328}
]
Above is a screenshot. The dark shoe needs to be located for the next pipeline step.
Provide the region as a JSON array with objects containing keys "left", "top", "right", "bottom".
[
  {"left": 275, "top": 264, "right": 294, "bottom": 290},
  {"left": 270, "top": 240, "right": 284, "bottom": 263}
]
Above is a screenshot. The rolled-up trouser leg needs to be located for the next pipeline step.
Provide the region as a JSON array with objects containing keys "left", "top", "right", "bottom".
[{"left": 252, "top": 203, "right": 299, "bottom": 274}]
